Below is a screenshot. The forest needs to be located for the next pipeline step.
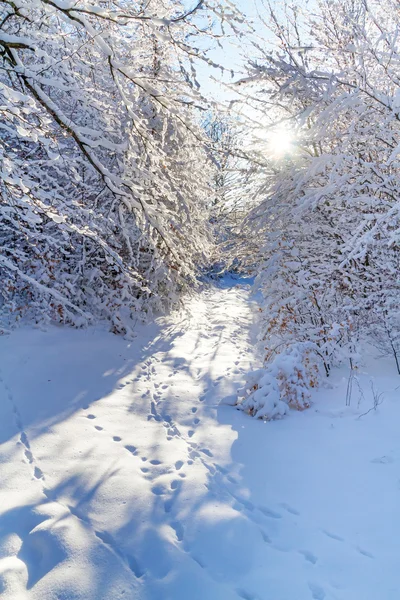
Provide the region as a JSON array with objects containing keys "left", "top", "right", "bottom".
[{"left": 1, "top": 1, "right": 400, "bottom": 599}]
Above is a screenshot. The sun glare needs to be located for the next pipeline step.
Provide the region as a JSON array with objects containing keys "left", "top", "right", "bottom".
[
  {"left": 267, "top": 129, "right": 294, "bottom": 157},
  {"left": 253, "top": 126, "right": 295, "bottom": 157}
]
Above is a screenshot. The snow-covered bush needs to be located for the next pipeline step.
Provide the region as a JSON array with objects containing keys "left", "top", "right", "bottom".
[
  {"left": 238, "top": 344, "right": 321, "bottom": 420},
  {"left": 0, "top": 0, "right": 245, "bottom": 333},
  {"left": 233, "top": 0, "right": 400, "bottom": 412}
]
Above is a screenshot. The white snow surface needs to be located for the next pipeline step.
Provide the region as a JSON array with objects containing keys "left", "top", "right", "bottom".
[{"left": 1, "top": 277, "right": 400, "bottom": 599}]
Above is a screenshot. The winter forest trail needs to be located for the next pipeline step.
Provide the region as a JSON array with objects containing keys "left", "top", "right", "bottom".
[{"left": 0, "top": 278, "right": 399, "bottom": 600}]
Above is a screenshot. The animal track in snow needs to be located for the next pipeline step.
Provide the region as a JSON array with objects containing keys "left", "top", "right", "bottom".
[
  {"left": 20, "top": 431, "right": 30, "bottom": 448},
  {"left": 24, "top": 448, "right": 34, "bottom": 463},
  {"left": 299, "top": 550, "right": 318, "bottom": 564},
  {"left": 322, "top": 530, "right": 344, "bottom": 542},
  {"left": 357, "top": 546, "right": 374, "bottom": 559},
  {"left": 258, "top": 506, "right": 282, "bottom": 519},
  {"left": 280, "top": 502, "right": 300, "bottom": 516},
  {"left": 171, "top": 520, "right": 184, "bottom": 541},
  {"left": 371, "top": 455, "right": 394, "bottom": 464},
  {"left": 1, "top": 367, "right": 46, "bottom": 485},
  {"left": 260, "top": 530, "right": 271, "bottom": 543},
  {"left": 200, "top": 448, "right": 213, "bottom": 457},
  {"left": 34, "top": 466, "right": 44, "bottom": 479},
  {"left": 308, "top": 582, "right": 326, "bottom": 600}
]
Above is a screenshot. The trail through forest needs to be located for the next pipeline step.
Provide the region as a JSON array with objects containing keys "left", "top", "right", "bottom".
[{"left": 0, "top": 277, "right": 399, "bottom": 599}]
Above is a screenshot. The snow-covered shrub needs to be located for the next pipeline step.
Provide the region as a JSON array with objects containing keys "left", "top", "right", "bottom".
[
  {"left": 237, "top": 344, "right": 321, "bottom": 420},
  {"left": 232, "top": 0, "right": 400, "bottom": 397},
  {"left": 237, "top": 368, "right": 287, "bottom": 421},
  {"left": 0, "top": 0, "right": 245, "bottom": 333}
]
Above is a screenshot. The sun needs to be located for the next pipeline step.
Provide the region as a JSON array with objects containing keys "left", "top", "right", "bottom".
[
  {"left": 267, "top": 128, "right": 294, "bottom": 157},
  {"left": 252, "top": 126, "right": 295, "bottom": 157}
]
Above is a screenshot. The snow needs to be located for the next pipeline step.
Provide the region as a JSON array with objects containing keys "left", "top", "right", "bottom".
[{"left": 1, "top": 277, "right": 400, "bottom": 599}]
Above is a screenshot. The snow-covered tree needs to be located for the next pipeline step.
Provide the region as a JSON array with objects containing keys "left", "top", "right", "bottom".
[
  {"left": 203, "top": 113, "right": 252, "bottom": 273},
  {"left": 0, "top": 0, "right": 244, "bottom": 334},
  {"left": 236, "top": 0, "right": 400, "bottom": 417}
]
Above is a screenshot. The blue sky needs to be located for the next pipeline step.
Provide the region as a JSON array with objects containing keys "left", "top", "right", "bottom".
[{"left": 186, "top": 0, "right": 266, "bottom": 102}]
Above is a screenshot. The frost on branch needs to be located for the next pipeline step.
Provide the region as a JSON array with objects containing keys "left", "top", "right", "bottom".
[{"left": 237, "top": 344, "right": 320, "bottom": 420}]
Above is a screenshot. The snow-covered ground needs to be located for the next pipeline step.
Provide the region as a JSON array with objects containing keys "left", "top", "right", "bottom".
[{"left": 1, "top": 277, "right": 400, "bottom": 600}]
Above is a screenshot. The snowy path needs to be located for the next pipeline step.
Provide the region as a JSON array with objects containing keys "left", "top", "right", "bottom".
[{"left": 1, "top": 279, "right": 400, "bottom": 599}]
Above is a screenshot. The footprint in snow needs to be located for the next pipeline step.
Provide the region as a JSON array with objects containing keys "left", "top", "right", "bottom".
[
  {"left": 171, "top": 520, "right": 184, "bottom": 541},
  {"left": 24, "top": 449, "right": 34, "bottom": 464},
  {"left": 20, "top": 431, "right": 30, "bottom": 448},
  {"left": 258, "top": 506, "right": 282, "bottom": 519},
  {"left": 280, "top": 502, "right": 300, "bottom": 515},
  {"left": 200, "top": 448, "right": 213, "bottom": 457},
  {"left": 94, "top": 425, "right": 103, "bottom": 431},
  {"left": 86, "top": 414, "right": 96, "bottom": 420},
  {"left": 151, "top": 484, "right": 166, "bottom": 496},
  {"left": 308, "top": 582, "right": 326, "bottom": 600},
  {"left": 357, "top": 546, "right": 375, "bottom": 559},
  {"left": 164, "top": 480, "right": 182, "bottom": 513},
  {"left": 371, "top": 455, "right": 394, "bottom": 464},
  {"left": 113, "top": 436, "right": 122, "bottom": 442},
  {"left": 34, "top": 466, "right": 44, "bottom": 480},
  {"left": 260, "top": 530, "right": 271, "bottom": 543},
  {"left": 322, "top": 530, "right": 344, "bottom": 542},
  {"left": 299, "top": 549, "right": 318, "bottom": 564}
]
